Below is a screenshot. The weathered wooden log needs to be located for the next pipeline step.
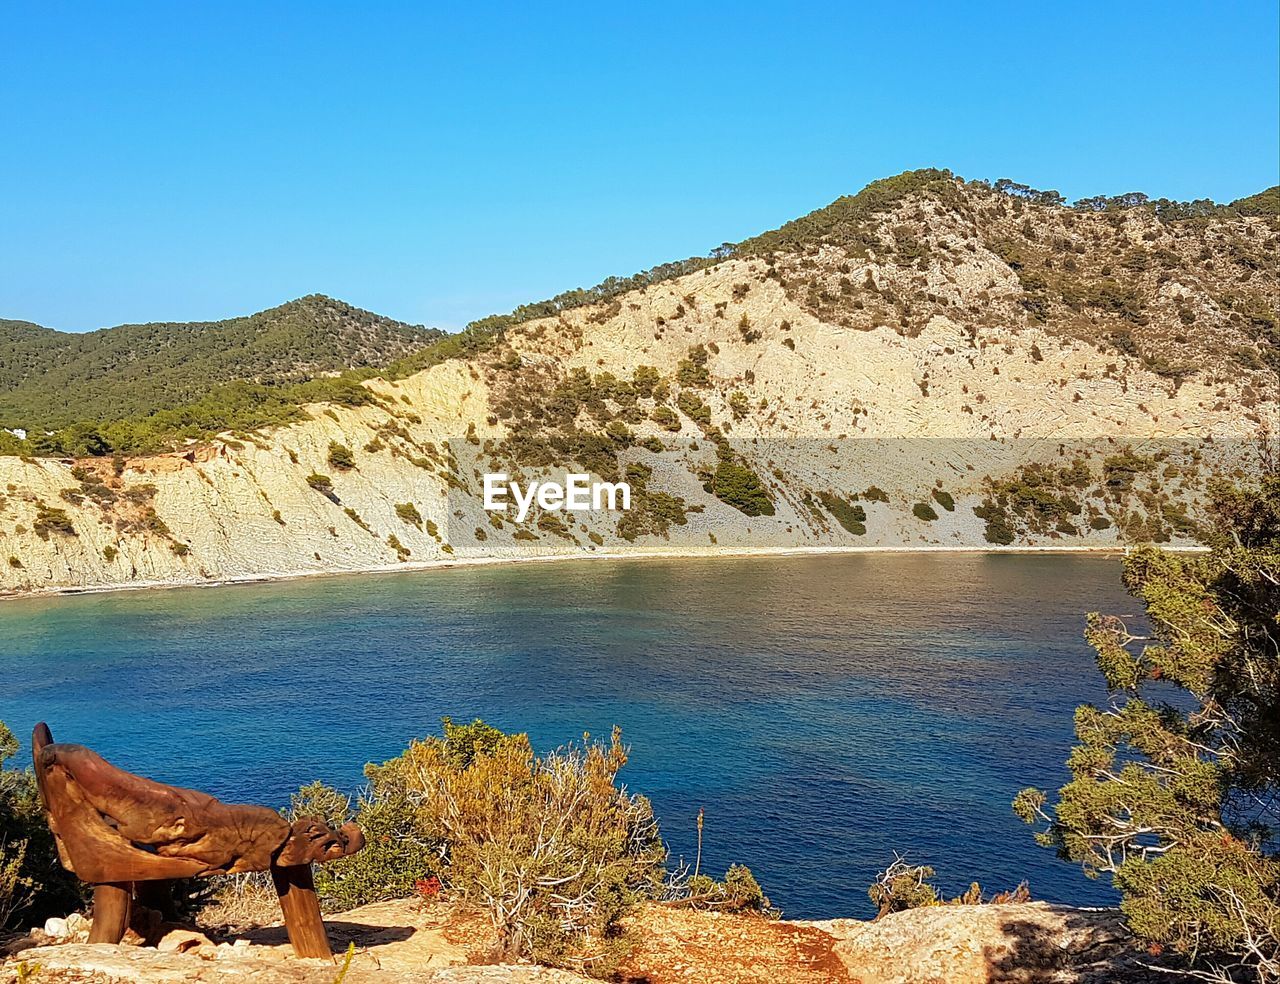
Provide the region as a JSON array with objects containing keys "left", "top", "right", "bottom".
[
  {"left": 270, "top": 862, "right": 331, "bottom": 959},
  {"left": 87, "top": 884, "right": 131, "bottom": 945},
  {"left": 31, "top": 722, "right": 363, "bottom": 960}
]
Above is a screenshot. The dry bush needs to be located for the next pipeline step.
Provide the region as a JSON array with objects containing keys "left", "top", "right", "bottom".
[
  {"left": 290, "top": 720, "right": 665, "bottom": 975},
  {"left": 868, "top": 855, "right": 939, "bottom": 918},
  {"left": 0, "top": 840, "right": 32, "bottom": 932},
  {"left": 869, "top": 854, "right": 1032, "bottom": 920},
  {"left": 661, "top": 861, "right": 777, "bottom": 916},
  {"left": 387, "top": 719, "right": 665, "bottom": 974},
  {"left": 196, "top": 873, "right": 280, "bottom": 932}
]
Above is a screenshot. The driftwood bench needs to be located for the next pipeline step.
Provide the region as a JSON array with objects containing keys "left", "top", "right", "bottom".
[{"left": 31, "top": 723, "right": 364, "bottom": 959}]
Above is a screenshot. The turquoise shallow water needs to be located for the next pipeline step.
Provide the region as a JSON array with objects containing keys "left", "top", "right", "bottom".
[{"left": 0, "top": 553, "right": 1128, "bottom": 918}]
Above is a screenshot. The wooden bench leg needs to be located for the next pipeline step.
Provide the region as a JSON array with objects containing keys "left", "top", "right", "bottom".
[
  {"left": 88, "top": 883, "right": 132, "bottom": 944},
  {"left": 270, "top": 862, "right": 331, "bottom": 960}
]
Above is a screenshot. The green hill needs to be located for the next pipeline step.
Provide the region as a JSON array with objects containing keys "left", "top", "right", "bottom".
[{"left": 0, "top": 295, "right": 442, "bottom": 431}]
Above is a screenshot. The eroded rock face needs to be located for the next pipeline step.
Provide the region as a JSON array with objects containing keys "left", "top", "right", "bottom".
[
  {"left": 621, "top": 901, "right": 1164, "bottom": 983},
  {"left": 808, "top": 901, "right": 1160, "bottom": 984}
]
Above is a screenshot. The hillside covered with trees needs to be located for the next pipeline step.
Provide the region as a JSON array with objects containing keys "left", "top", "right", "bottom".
[{"left": 0, "top": 295, "right": 441, "bottom": 433}]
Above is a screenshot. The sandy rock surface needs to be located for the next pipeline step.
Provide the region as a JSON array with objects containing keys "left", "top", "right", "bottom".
[
  {"left": 2, "top": 898, "right": 590, "bottom": 983},
  {"left": 4, "top": 944, "right": 594, "bottom": 983},
  {"left": 808, "top": 901, "right": 1161, "bottom": 983},
  {"left": 3, "top": 899, "right": 1173, "bottom": 984}
]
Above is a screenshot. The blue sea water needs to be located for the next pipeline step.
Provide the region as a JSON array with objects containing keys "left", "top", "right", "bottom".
[{"left": 0, "top": 553, "right": 1130, "bottom": 919}]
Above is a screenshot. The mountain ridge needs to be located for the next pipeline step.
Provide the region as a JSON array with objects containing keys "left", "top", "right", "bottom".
[
  {"left": 3, "top": 170, "right": 1276, "bottom": 443},
  {"left": 425, "top": 169, "right": 1278, "bottom": 358}
]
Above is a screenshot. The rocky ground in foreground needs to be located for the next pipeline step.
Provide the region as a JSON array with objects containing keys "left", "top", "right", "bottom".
[{"left": 2, "top": 897, "right": 1178, "bottom": 984}]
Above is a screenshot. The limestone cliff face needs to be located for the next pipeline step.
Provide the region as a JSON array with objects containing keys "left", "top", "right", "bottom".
[{"left": 1, "top": 185, "right": 1274, "bottom": 596}]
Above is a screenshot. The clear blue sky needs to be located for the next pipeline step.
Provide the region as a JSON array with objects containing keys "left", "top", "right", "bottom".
[{"left": 3, "top": 2, "right": 1277, "bottom": 333}]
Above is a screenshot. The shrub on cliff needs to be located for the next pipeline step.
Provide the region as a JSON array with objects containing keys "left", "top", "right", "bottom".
[
  {"left": 400, "top": 721, "right": 664, "bottom": 972},
  {"left": 631, "top": 365, "right": 661, "bottom": 399},
  {"left": 394, "top": 502, "right": 423, "bottom": 528},
  {"left": 912, "top": 501, "right": 938, "bottom": 522},
  {"left": 682, "top": 864, "right": 776, "bottom": 915},
  {"left": 675, "top": 345, "right": 711, "bottom": 387},
  {"left": 386, "top": 533, "right": 410, "bottom": 560},
  {"left": 974, "top": 500, "right": 1016, "bottom": 544},
  {"left": 818, "top": 491, "right": 866, "bottom": 535},
  {"left": 327, "top": 441, "right": 355, "bottom": 470},
  {"left": 299, "top": 719, "right": 664, "bottom": 975},
  {"left": 705, "top": 446, "right": 775, "bottom": 517},
  {"left": 1016, "top": 479, "right": 1280, "bottom": 982},
  {"left": 868, "top": 856, "right": 940, "bottom": 917},
  {"left": 32, "top": 503, "right": 76, "bottom": 539},
  {"left": 651, "top": 405, "right": 681, "bottom": 432},
  {"left": 867, "top": 855, "right": 1031, "bottom": 919},
  {"left": 675, "top": 392, "right": 712, "bottom": 429}
]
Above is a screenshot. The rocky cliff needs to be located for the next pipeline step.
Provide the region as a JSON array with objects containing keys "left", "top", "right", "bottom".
[{"left": 1, "top": 174, "right": 1275, "bottom": 596}]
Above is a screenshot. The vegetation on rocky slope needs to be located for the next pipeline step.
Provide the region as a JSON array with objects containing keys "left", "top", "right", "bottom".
[
  {"left": 972, "top": 451, "right": 1201, "bottom": 545},
  {"left": 4, "top": 169, "right": 1273, "bottom": 461},
  {"left": 752, "top": 171, "right": 1278, "bottom": 381},
  {"left": 412, "top": 168, "right": 1278, "bottom": 377}
]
